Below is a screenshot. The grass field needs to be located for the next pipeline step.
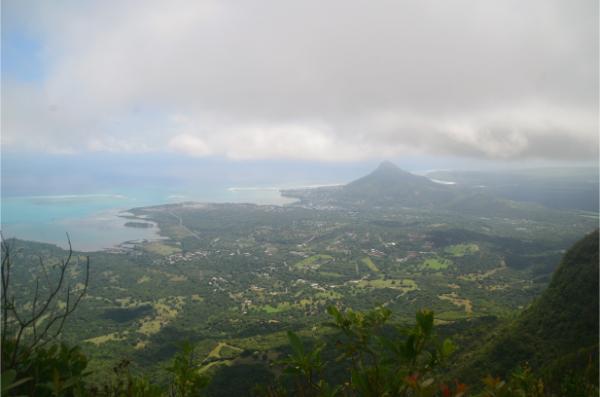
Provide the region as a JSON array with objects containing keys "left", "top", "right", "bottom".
[
  {"left": 356, "top": 278, "right": 417, "bottom": 293},
  {"left": 85, "top": 331, "right": 128, "bottom": 346},
  {"left": 361, "top": 257, "right": 380, "bottom": 272},
  {"left": 420, "top": 257, "right": 453, "bottom": 270},
  {"left": 438, "top": 292, "right": 473, "bottom": 314},
  {"left": 143, "top": 242, "right": 181, "bottom": 256},
  {"left": 295, "top": 254, "right": 334, "bottom": 270},
  {"left": 444, "top": 243, "right": 479, "bottom": 256},
  {"left": 259, "top": 302, "right": 294, "bottom": 313}
]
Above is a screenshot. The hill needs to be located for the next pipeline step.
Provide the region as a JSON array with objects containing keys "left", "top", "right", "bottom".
[
  {"left": 333, "top": 160, "right": 457, "bottom": 208},
  {"left": 454, "top": 229, "right": 599, "bottom": 385},
  {"left": 428, "top": 167, "right": 600, "bottom": 212},
  {"left": 282, "top": 161, "right": 455, "bottom": 209},
  {"left": 282, "top": 161, "right": 580, "bottom": 221}
]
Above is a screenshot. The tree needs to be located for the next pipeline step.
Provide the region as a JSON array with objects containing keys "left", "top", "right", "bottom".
[
  {"left": 263, "top": 306, "right": 458, "bottom": 397},
  {"left": 1, "top": 234, "right": 90, "bottom": 372}
]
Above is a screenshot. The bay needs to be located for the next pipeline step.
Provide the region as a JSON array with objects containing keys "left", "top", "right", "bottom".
[{"left": 1, "top": 186, "right": 295, "bottom": 251}]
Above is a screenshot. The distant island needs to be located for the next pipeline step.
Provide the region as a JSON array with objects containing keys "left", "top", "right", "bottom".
[{"left": 124, "top": 221, "right": 154, "bottom": 229}]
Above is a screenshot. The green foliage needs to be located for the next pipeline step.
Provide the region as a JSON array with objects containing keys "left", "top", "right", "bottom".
[
  {"left": 2, "top": 198, "right": 598, "bottom": 397},
  {"left": 165, "top": 341, "right": 210, "bottom": 397},
  {"left": 480, "top": 365, "right": 544, "bottom": 397},
  {"left": 88, "top": 359, "right": 163, "bottom": 397},
  {"left": 455, "top": 230, "right": 599, "bottom": 386},
  {"left": 86, "top": 342, "right": 209, "bottom": 396},
  {"left": 275, "top": 331, "right": 329, "bottom": 396},
  {"left": 477, "top": 363, "right": 600, "bottom": 397},
  {"left": 1, "top": 306, "right": 598, "bottom": 396},
  {"left": 2, "top": 341, "right": 89, "bottom": 397},
  {"left": 8, "top": 195, "right": 592, "bottom": 386},
  {"left": 1, "top": 369, "right": 32, "bottom": 396},
  {"left": 0, "top": 339, "right": 210, "bottom": 397},
  {"left": 264, "top": 306, "right": 458, "bottom": 396},
  {"left": 266, "top": 305, "right": 599, "bottom": 396},
  {"left": 1, "top": 235, "right": 90, "bottom": 375}
]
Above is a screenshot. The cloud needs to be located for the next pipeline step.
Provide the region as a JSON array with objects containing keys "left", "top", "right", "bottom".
[
  {"left": 168, "top": 134, "right": 211, "bottom": 157},
  {"left": 2, "top": 0, "right": 598, "bottom": 161}
]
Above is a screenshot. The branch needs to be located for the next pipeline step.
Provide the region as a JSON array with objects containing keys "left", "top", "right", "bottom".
[
  {"left": 2, "top": 235, "right": 12, "bottom": 345},
  {"left": 3, "top": 234, "right": 90, "bottom": 368}
]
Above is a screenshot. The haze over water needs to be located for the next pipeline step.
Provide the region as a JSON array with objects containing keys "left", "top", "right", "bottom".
[
  {"left": 2, "top": 152, "right": 595, "bottom": 251},
  {"left": 1, "top": 186, "right": 298, "bottom": 251}
]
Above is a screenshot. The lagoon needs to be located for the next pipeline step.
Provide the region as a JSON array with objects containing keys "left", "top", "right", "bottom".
[{"left": 1, "top": 187, "right": 296, "bottom": 251}]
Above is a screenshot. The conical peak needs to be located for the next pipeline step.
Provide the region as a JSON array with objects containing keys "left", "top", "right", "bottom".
[{"left": 375, "top": 160, "right": 399, "bottom": 172}]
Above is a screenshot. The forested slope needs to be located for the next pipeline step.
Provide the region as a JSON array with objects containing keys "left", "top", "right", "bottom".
[{"left": 454, "top": 230, "right": 599, "bottom": 386}]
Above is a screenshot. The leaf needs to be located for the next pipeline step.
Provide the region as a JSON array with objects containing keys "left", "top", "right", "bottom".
[
  {"left": 1, "top": 370, "right": 32, "bottom": 393},
  {"left": 421, "top": 377, "right": 434, "bottom": 388},
  {"left": 327, "top": 306, "right": 345, "bottom": 325},
  {"left": 317, "top": 380, "right": 342, "bottom": 397},
  {"left": 441, "top": 338, "right": 457, "bottom": 358},
  {"left": 283, "top": 366, "right": 302, "bottom": 375},
  {"left": 416, "top": 309, "right": 434, "bottom": 336},
  {"left": 1, "top": 370, "right": 16, "bottom": 388},
  {"left": 402, "top": 335, "right": 417, "bottom": 359},
  {"left": 327, "top": 306, "right": 340, "bottom": 317},
  {"left": 60, "top": 376, "right": 80, "bottom": 390},
  {"left": 287, "top": 331, "right": 304, "bottom": 357},
  {"left": 350, "top": 368, "right": 369, "bottom": 394},
  {"left": 483, "top": 375, "right": 501, "bottom": 388}
]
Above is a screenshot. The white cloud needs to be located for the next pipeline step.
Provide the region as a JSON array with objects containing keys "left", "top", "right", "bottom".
[
  {"left": 2, "top": 0, "right": 597, "bottom": 161},
  {"left": 168, "top": 134, "right": 211, "bottom": 157}
]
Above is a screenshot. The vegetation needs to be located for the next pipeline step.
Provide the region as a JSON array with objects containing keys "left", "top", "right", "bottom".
[
  {"left": 1, "top": 231, "right": 597, "bottom": 396},
  {"left": 1, "top": 235, "right": 89, "bottom": 386},
  {"left": 452, "top": 230, "right": 599, "bottom": 387},
  {"left": 1, "top": 164, "right": 597, "bottom": 396}
]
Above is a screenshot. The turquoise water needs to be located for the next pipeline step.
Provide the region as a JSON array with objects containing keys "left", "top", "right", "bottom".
[{"left": 1, "top": 187, "right": 295, "bottom": 251}]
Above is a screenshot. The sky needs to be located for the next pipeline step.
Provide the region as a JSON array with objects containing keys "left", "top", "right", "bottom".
[{"left": 1, "top": 0, "right": 598, "bottom": 165}]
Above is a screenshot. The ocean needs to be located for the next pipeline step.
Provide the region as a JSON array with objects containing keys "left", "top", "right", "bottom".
[{"left": 0, "top": 187, "right": 296, "bottom": 251}]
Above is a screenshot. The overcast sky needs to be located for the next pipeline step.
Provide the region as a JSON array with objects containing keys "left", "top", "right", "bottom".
[{"left": 2, "top": 0, "right": 598, "bottom": 162}]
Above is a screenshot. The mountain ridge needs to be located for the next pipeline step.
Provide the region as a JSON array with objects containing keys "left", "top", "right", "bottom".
[{"left": 454, "top": 229, "right": 599, "bottom": 386}]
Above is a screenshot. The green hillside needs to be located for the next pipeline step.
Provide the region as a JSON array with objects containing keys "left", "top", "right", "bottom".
[{"left": 455, "top": 229, "right": 599, "bottom": 386}]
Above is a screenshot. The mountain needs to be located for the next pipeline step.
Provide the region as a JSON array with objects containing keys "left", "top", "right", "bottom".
[
  {"left": 281, "top": 161, "right": 456, "bottom": 209},
  {"left": 455, "top": 229, "right": 599, "bottom": 385},
  {"left": 346, "top": 160, "right": 435, "bottom": 189},
  {"left": 336, "top": 161, "right": 456, "bottom": 208},
  {"left": 282, "top": 162, "right": 570, "bottom": 220}
]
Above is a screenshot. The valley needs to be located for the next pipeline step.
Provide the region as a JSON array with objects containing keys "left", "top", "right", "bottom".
[
  {"left": 3, "top": 163, "right": 598, "bottom": 394},
  {"left": 2, "top": 164, "right": 598, "bottom": 395}
]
